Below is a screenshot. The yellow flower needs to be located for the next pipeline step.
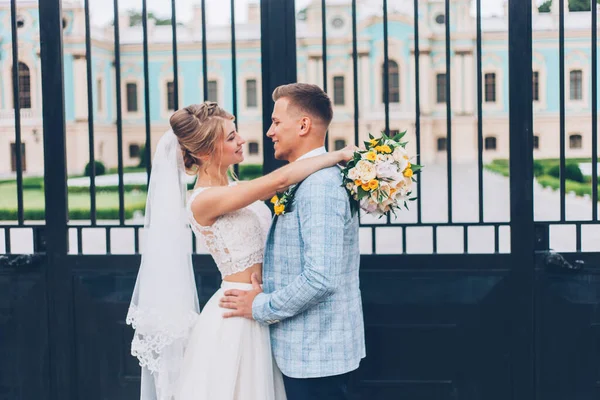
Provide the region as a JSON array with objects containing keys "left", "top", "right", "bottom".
[
  {"left": 390, "top": 188, "right": 397, "bottom": 196},
  {"left": 403, "top": 168, "right": 414, "bottom": 178},
  {"left": 407, "top": 162, "right": 411, "bottom": 168},
  {"left": 274, "top": 204, "right": 285, "bottom": 215},
  {"left": 369, "top": 138, "right": 378, "bottom": 146},
  {"left": 354, "top": 179, "right": 362, "bottom": 186},
  {"left": 374, "top": 146, "right": 382, "bottom": 152},
  {"left": 365, "top": 151, "right": 377, "bottom": 161},
  {"left": 380, "top": 145, "right": 392, "bottom": 154},
  {"left": 368, "top": 179, "right": 379, "bottom": 190},
  {"left": 270, "top": 195, "right": 279, "bottom": 205},
  {"left": 361, "top": 184, "right": 370, "bottom": 191}
]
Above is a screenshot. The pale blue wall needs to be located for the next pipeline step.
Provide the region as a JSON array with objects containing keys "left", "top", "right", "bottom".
[{"left": 3, "top": 4, "right": 600, "bottom": 124}]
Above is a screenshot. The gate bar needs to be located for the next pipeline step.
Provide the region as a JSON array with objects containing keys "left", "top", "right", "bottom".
[
  {"left": 559, "top": 0, "right": 566, "bottom": 221},
  {"left": 171, "top": 0, "right": 179, "bottom": 111},
  {"left": 230, "top": 0, "right": 240, "bottom": 176},
  {"left": 142, "top": 0, "right": 152, "bottom": 179},
  {"left": 476, "top": 0, "right": 484, "bottom": 223},
  {"left": 592, "top": 1, "right": 598, "bottom": 219},
  {"left": 508, "top": 0, "right": 535, "bottom": 399},
  {"left": 321, "top": 0, "right": 328, "bottom": 94},
  {"left": 260, "top": 0, "right": 297, "bottom": 174},
  {"left": 201, "top": 0, "right": 208, "bottom": 100},
  {"left": 382, "top": 0, "right": 390, "bottom": 135},
  {"left": 445, "top": 0, "right": 453, "bottom": 223},
  {"left": 352, "top": 0, "right": 359, "bottom": 147},
  {"left": 413, "top": 0, "right": 422, "bottom": 223},
  {"left": 10, "top": 0, "right": 23, "bottom": 224},
  {"left": 112, "top": 0, "right": 125, "bottom": 224},
  {"left": 39, "top": 0, "right": 75, "bottom": 397},
  {"left": 83, "top": 0, "right": 97, "bottom": 225}
]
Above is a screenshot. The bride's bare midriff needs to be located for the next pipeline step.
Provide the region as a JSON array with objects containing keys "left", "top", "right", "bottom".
[{"left": 223, "top": 263, "right": 262, "bottom": 283}]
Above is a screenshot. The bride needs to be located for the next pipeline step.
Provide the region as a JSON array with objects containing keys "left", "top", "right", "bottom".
[{"left": 126, "top": 101, "right": 353, "bottom": 400}]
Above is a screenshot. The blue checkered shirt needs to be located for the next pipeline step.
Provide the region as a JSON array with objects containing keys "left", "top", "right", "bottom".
[{"left": 252, "top": 167, "right": 366, "bottom": 378}]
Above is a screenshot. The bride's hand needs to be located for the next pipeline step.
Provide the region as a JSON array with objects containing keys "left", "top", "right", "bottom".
[{"left": 337, "top": 145, "right": 359, "bottom": 165}]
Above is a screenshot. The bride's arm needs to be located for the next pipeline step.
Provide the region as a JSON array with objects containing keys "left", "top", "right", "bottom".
[{"left": 190, "top": 148, "right": 353, "bottom": 226}]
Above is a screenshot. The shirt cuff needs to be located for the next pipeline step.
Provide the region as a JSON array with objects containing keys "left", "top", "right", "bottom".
[{"left": 252, "top": 292, "right": 279, "bottom": 325}]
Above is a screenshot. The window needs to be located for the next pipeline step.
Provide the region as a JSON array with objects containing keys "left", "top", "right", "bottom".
[
  {"left": 13, "top": 62, "right": 31, "bottom": 109},
  {"left": 10, "top": 143, "right": 26, "bottom": 172},
  {"left": 532, "top": 71, "right": 539, "bottom": 101},
  {"left": 382, "top": 60, "right": 400, "bottom": 103},
  {"left": 436, "top": 73, "right": 446, "bottom": 103},
  {"left": 390, "top": 129, "right": 400, "bottom": 136},
  {"left": 437, "top": 137, "right": 447, "bottom": 152},
  {"left": 569, "top": 134, "right": 582, "bottom": 149},
  {"left": 333, "top": 76, "right": 345, "bottom": 105},
  {"left": 334, "top": 139, "right": 346, "bottom": 151},
  {"left": 533, "top": 135, "right": 539, "bottom": 150},
  {"left": 207, "top": 80, "right": 218, "bottom": 102},
  {"left": 484, "top": 73, "right": 496, "bottom": 103},
  {"left": 570, "top": 70, "right": 583, "bottom": 101},
  {"left": 126, "top": 83, "right": 138, "bottom": 112},
  {"left": 484, "top": 136, "right": 497, "bottom": 150},
  {"left": 129, "top": 144, "right": 141, "bottom": 158},
  {"left": 167, "top": 81, "right": 175, "bottom": 110},
  {"left": 248, "top": 141, "right": 259, "bottom": 155},
  {"left": 97, "top": 78, "right": 103, "bottom": 112},
  {"left": 246, "top": 79, "right": 257, "bottom": 108}
]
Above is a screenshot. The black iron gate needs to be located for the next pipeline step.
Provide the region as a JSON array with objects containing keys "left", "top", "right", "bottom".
[{"left": 1, "top": 0, "right": 600, "bottom": 399}]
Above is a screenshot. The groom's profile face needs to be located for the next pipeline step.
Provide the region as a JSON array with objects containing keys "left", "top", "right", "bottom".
[{"left": 267, "top": 97, "right": 302, "bottom": 162}]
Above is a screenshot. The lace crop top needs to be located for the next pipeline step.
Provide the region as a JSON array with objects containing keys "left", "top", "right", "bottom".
[{"left": 187, "top": 183, "right": 273, "bottom": 277}]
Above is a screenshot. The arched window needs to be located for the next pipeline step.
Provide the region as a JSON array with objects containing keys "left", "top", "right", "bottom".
[
  {"left": 382, "top": 60, "right": 400, "bottom": 103},
  {"left": 569, "top": 70, "right": 583, "bottom": 101},
  {"left": 13, "top": 62, "right": 31, "bottom": 109},
  {"left": 569, "top": 134, "right": 582, "bottom": 149}
]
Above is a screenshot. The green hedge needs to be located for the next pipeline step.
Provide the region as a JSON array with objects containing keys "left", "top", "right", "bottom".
[
  {"left": 238, "top": 164, "right": 263, "bottom": 180},
  {"left": 0, "top": 176, "right": 45, "bottom": 189},
  {"left": 547, "top": 163, "right": 585, "bottom": 183},
  {"left": 67, "top": 184, "right": 148, "bottom": 194},
  {"left": 0, "top": 206, "right": 144, "bottom": 221}
]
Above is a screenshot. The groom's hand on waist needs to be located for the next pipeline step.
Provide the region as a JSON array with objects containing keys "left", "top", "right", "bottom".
[{"left": 220, "top": 273, "right": 263, "bottom": 319}]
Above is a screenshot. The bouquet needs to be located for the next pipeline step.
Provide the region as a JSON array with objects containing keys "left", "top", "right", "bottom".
[{"left": 341, "top": 131, "right": 422, "bottom": 217}]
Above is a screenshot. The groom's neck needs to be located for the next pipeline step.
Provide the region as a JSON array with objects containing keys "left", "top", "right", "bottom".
[{"left": 288, "top": 143, "right": 325, "bottom": 163}]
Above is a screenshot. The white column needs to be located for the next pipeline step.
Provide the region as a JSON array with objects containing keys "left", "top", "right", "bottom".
[
  {"left": 73, "top": 55, "right": 88, "bottom": 121},
  {"left": 419, "top": 52, "right": 431, "bottom": 115},
  {"left": 409, "top": 53, "right": 416, "bottom": 115},
  {"left": 463, "top": 52, "right": 475, "bottom": 115},
  {"left": 359, "top": 54, "right": 370, "bottom": 113},
  {"left": 454, "top": 53, "right": 464, "bottom": 114}
]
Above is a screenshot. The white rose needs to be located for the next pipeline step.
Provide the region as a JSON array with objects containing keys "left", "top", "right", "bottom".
[
  {"left": 397, "top": 157, "right": 410, "bottom": 173},
  {"left": 392, "top": 146, "right": 409, "bottom": 163},
  {"left": 377, "top": 161, "right": 402, "bottom": 180},
  {"left": 354, "top": 159, "right": 377, "bottom": 182},
  {"left": 346, "top": 182, "right": 354, "bottom": 191},
  {"left": 347, "top": 167, "right": 360, "bottom": 181}
]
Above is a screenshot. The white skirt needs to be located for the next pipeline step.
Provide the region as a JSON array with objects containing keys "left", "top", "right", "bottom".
[{"left": 175, "top": 281, "right": 287, "bottom": 400}]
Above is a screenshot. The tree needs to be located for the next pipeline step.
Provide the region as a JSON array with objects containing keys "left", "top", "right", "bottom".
[
  {"left": 539, "top": 0, "right": 600, "bottom": 12},
  {"left": 539, "top": 0, "right": 551, "bottom": 12},
  {"left": 127, "top": 10, "right": 172, "bottom": 26}
]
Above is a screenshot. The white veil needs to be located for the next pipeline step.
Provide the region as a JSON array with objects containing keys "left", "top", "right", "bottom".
[{"left": 126, "top": 130, "right": 200, "bottom": 400}]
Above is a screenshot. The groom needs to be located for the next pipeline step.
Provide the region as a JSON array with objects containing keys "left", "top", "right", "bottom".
[{"left": 220, "top": 83, "right": 365, "bottom": 399}]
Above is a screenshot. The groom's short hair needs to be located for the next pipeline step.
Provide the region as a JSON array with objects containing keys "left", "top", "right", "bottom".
[{"left": 272, "top": 83, "right": 333, "bottom": 127}]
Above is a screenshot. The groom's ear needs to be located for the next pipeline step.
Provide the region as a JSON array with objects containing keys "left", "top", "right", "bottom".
[{"left": 298, "top": 116, "right": 312, "bottom": 137}]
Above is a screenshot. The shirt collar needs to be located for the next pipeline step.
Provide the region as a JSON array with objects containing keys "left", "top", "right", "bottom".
[{"left": 296, "top": 146, "right": 327, "bottom": 162}]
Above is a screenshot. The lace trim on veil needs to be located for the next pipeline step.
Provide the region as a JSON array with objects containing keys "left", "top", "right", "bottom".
[{"left": 126, "top": 305, "right": 198, "bottom": 373}]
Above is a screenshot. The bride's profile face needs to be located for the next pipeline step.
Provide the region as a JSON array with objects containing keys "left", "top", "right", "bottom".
[{"left": 214, "top": 118, "right": 245, "bottom": 167}]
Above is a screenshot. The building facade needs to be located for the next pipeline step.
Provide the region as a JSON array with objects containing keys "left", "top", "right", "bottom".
[{"left": 1, "top": 0, "right": 599, "bottom": 176}]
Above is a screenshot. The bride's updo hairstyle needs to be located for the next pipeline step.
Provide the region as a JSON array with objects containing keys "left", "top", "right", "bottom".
[{"left": 169, "top": 101, "right": 235, "bottom": 173}]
